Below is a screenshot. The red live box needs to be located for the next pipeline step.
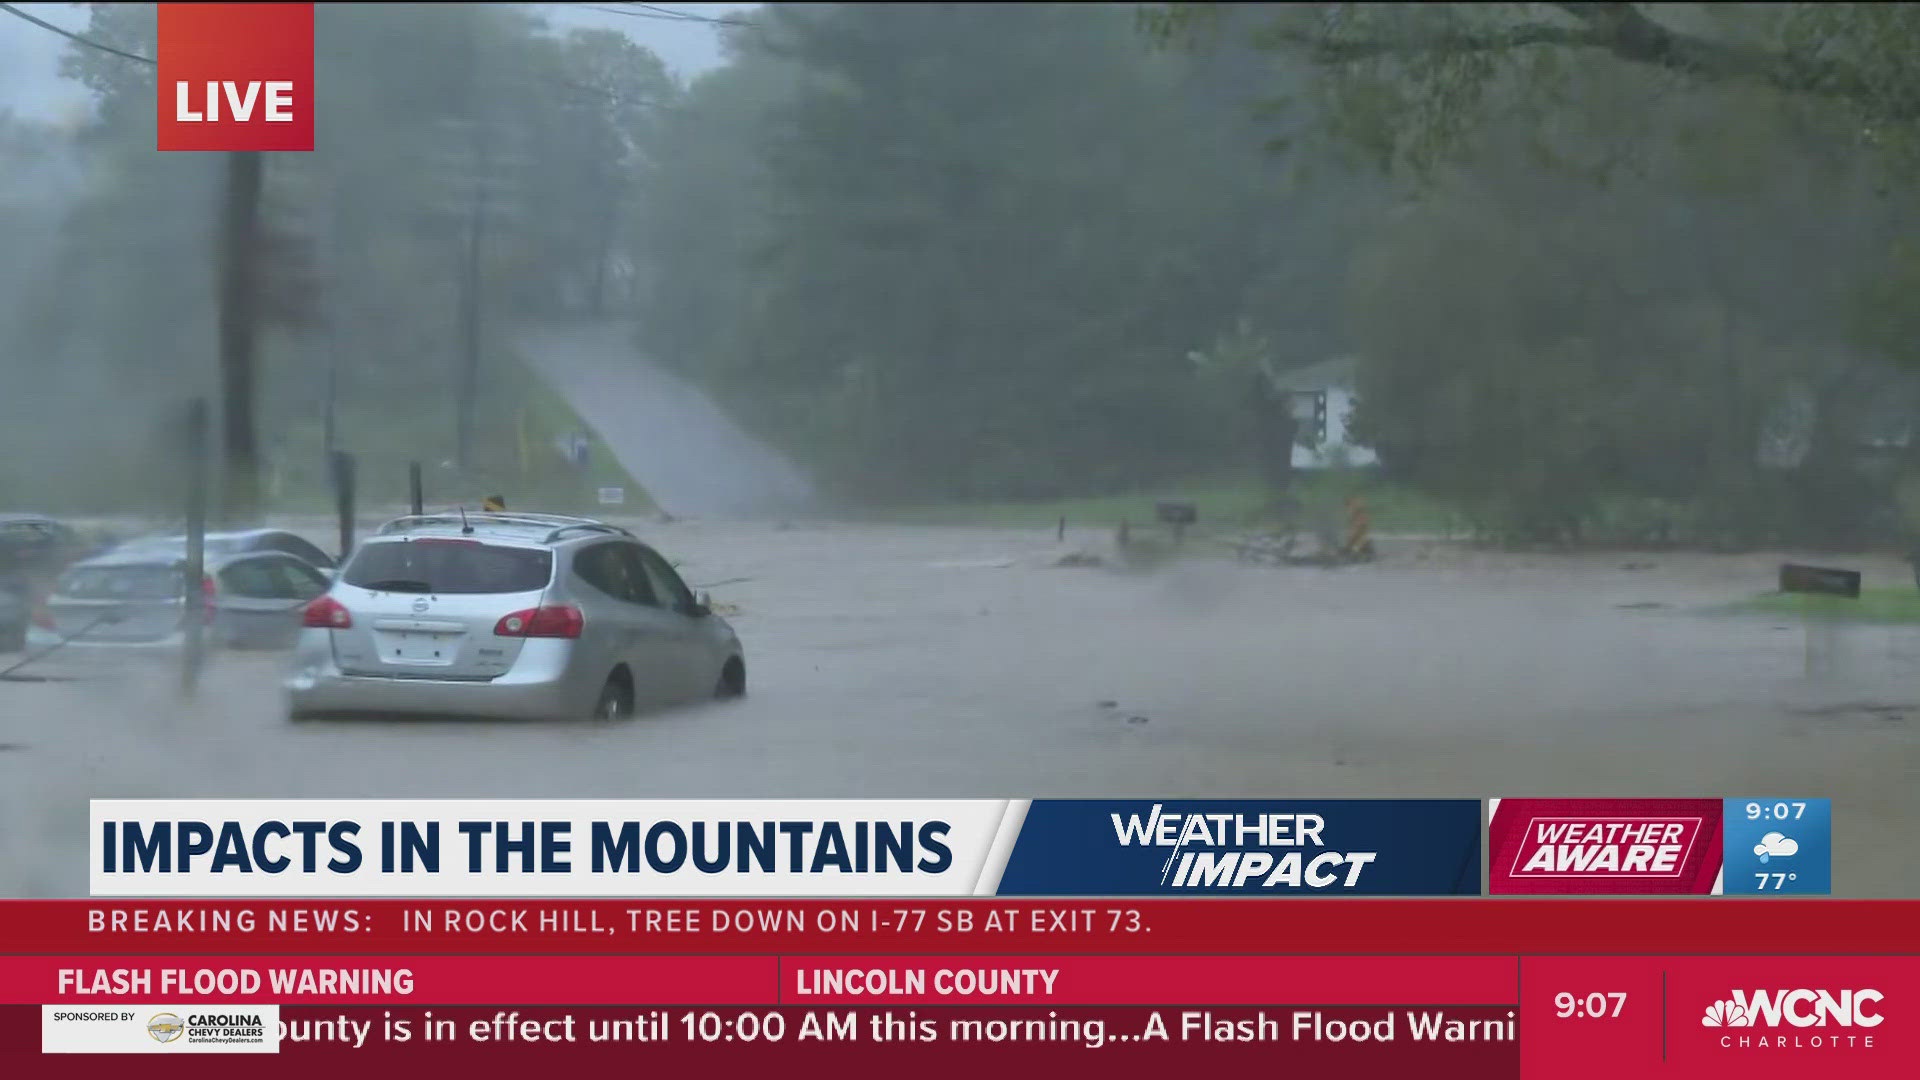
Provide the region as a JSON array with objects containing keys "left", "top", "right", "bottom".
[{"left": 156, "top": 3, "right": 314, "bottom": 151}]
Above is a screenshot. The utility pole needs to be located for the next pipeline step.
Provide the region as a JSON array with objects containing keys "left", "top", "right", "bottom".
[
  {"left": 319, "top": 184, "right": 346, "bottom": 459},
  {"left": 218, "top": 150, "right": 264, "bottom": 523},
  {"left": 456, "top": 119, "right": 489, "bottom": 472},
  {"left": 435, "top": 9, "right": 527, "bottom": 474}
]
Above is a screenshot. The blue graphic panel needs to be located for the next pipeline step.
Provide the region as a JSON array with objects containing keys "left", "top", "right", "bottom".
[
  {"left": 996, "top": 799, "right": 1481, "bottom": 896},
  {"left": 1721, "top": 798, "right": 1832, "bottom": 895}
]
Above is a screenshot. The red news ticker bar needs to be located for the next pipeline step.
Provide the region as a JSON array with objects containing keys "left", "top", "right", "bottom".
[
  {"left": 0, "top": 954, "right": 1512, "bottom": 1007},
  {"left": 1, "top": 899, "right": 1916, "bottom": 954},
  {"left": 0, "top": 1006, "right": 1525, "bottom": 1078},
  {"left": 779, "top": 955, "right": 1513, "bottom": 1005},
  {"left": 0, "top": 955, "right": 776, "bottom": 1005}
]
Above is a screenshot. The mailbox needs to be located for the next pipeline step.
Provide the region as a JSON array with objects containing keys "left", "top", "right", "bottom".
[
  {"left": 1779, "top": 563, "right": 1861, "bottom": 599},
  {"left": 1156, "top": 502, "right": 1198, "bottom": 527}
]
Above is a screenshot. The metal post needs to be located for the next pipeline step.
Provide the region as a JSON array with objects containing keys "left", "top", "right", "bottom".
[
  {"left": 409, "top": 461, "right": 424, "bottom": 516},
  {"left": 182, "top": 398, "right": 209, "bottom": 695},
  {"left": 322, "top": 357, "right": 337, "bottom": 457}
]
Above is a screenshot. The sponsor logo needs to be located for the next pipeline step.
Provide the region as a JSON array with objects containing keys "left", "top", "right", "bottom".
[
  {"left": 1109, "top": 802, "right": 1379, "bottom": 889},
  {"left": 42, "top": 1006, "right": 276, "bottom": 1054},
  {"left": 147, "top": 1012, "right": 184, "bottom": 1044}
]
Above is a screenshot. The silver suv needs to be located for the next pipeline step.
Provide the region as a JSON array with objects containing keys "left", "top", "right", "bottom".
[{"left": 285, "top": 512, "right": 745, "bottom": 720}]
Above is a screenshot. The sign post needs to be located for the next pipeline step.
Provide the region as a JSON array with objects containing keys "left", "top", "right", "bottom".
[{"left": 181, "top": 398, "right": 209, "bottom": 696}]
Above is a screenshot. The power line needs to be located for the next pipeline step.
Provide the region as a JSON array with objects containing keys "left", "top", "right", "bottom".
[
  {"left": 0, "top": 2, "right": 155, "bottom": 65},
  {"left": 625, "top": 3, "right": 738, "bottom": 23},
  {"left": 579, "top": 3, "right": 752, "bottom": 28}
]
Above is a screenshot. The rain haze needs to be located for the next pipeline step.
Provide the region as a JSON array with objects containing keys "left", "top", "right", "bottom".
[{"left": 1, "top": 3, "right": 1917, "bottom": 898}]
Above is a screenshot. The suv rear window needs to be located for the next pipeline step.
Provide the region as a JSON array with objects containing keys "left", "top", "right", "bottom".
[
  {"left": 342, "top": 541, "right": 552, "bottom": 595},
  {"left": 59, "top": 565, "right": 183, "bottom": 600}
]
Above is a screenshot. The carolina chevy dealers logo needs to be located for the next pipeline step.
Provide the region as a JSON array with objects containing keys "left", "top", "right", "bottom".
[
  {"left": 41, "top": 1004, "right": 280, "bottom": 1054},
  {"left": 1701, "top": 989, "right": 1883, "bottom": 1050},
  {"left": 1487, "top": 798, "right": 1724, "bottom": 894}
]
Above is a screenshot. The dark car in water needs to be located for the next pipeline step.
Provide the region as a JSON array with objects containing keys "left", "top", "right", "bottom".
[
  {"left": 0, "top": 578, "right": 25, "bottom": 653},
  {"left": 0, "top": 514, "right": 86, "bottom": 583},
  {"left": 0, "top": 514, "right": 90, "bottom": 650}
]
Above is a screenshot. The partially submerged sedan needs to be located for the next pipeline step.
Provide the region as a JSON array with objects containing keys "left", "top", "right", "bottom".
[
  {"left": 30, "top": 540, "right": 334, "bottom": 654},
  {"left": 286, "top": 512, "right": 746, "bottom": 720}
]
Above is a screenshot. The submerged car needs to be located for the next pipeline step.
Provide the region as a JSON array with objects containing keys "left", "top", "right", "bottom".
[
  {"left": 108, "top": 528, "right": 337, "bottom": 570},
  {"left": 285, "top": 512, "right": 746, "bottom": 720},
  {"left": 30, "top": 541, "right": 334, "bottom": 653},
  {"left": 0, "top": 513, "right": 91, "bottom": 609},
  {"left": 0, "top": 578, "right": 25, "bottom": 653}
]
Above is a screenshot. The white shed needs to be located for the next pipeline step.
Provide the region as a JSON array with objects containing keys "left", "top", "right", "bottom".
[{"left": 1270, "top": 356, "right": 1377, "bottom": 469}]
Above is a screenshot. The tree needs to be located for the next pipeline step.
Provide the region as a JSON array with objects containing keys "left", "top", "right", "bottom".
[
  {"left": 634, "top": 2, "right": 1360, "bottom": 502},
  {"left": 6, "top": 2, "right": 676, "bottom": 512},
  {"left": 1145, "top": 4, "right": 1920, "bottom": 178}
]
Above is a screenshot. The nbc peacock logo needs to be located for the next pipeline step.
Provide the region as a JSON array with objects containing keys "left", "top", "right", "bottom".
[{"left": 1701, "top": 1000, "right": 1753, "bottom": 1028}]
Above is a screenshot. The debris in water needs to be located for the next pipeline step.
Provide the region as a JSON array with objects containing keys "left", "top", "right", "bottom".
[
  {"left": 1620, "top": 561, "right": 1657, "bottom": 571},
  {"left": 1614, "top": 601, "right": 1667, "bottom": 610},
  {"left": 1127, "top": 715, "right": 1149, "bottom": 725},
  {"left": 1053, "top": 551, "right": 1104, "bottom": 568},
  {"left": 1096, "top": 700, "right": 1118, "bottom": 709}
]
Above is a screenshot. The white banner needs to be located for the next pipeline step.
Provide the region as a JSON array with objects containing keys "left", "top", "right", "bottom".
[
  {"left": 42, "top": 1004, "right": 280, "bottom": 1053},
  {"left": 90, "top": 799, "right": 1026, "bottom": 898}
]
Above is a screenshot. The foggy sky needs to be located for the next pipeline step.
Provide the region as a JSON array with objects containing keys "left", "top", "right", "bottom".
[{"left": 0, "top": 2, "right": 758, "bottom": 124}]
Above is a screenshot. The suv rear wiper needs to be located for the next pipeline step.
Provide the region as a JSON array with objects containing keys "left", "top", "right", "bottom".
[{"left": 360, "top": 578, "right": 432, "bottom": 593}]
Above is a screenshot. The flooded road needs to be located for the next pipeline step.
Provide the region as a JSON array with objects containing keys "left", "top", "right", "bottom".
[{"left": 3, "top": 520, "right": 1918, "bottom": 895}]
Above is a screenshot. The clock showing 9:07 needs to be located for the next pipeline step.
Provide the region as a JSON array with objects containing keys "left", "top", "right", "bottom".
[
  {"left": 1554, "top": 992, "right": 1627, "bottom": 1020},
  {"left": 1721, "top": 798, "right": 1832, "bottom": 895}
]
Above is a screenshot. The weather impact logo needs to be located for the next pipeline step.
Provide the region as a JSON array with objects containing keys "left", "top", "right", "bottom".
[{"left": 1109, "top": 804, "right": 1379, "bottom": 889}]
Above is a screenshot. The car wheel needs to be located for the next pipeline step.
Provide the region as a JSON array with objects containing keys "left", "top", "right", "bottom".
[
  {"left": 594, "top": 672, "right": 635, "bottom": 720},
  {"left": 715, "top": 657, "right": 746, "bottom": 699}
]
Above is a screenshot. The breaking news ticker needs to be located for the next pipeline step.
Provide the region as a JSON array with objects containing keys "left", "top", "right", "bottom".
[{"left": 1, "top": 796, "right": 1910, "bottom": 1078}]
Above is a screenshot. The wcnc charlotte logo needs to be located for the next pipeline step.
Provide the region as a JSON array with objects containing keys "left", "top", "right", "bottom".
[
  {"left": 1699, "top": 987, "right": 1885, "bottom": 1051},
  {"left": 1108, "top": 803, "right": 1378, "bottom": 889}
]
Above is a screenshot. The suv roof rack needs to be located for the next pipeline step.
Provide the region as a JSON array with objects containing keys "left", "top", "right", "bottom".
[{"left": 376, "top": 512, "right": 630, "bottom": 539}]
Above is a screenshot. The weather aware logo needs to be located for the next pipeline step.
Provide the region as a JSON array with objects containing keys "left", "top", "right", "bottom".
[{"left": 147, "top": 1012, "right": 185, "bottom": 1044}]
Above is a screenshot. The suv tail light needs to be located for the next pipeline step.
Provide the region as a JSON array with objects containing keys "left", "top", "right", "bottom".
[
  {"left": 303, "top": 595, "right": 352, "bottom": 628},
  {"left": 494, "top": 605, "right": 582, "bottom": 639},
  {"left": 31, "top": 601, "right": 53, "bottom": 630},
  {"left": 202, "top": 574, "right": 217, "bottom": 623}
]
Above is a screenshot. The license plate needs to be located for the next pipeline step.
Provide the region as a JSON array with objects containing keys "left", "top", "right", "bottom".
[{"left": 383, "top": 631, "right": 458, "bottom": 663}]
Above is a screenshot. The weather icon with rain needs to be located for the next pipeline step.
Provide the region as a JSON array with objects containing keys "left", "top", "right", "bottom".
[{"left": 1753, "top": 832, "right": 1799, "bottom": 864}]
